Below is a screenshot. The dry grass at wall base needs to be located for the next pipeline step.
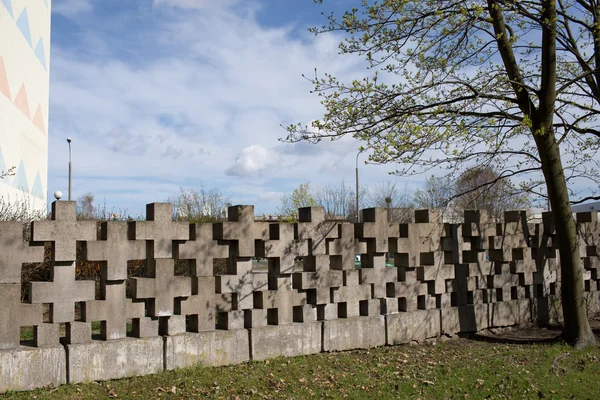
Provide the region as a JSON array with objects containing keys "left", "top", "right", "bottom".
[
  {"left": 0, "top": 195, "right": 46, "bottom": 223},
  {"left": 2, "top": 336, "right": 600, "bottom": 400}
]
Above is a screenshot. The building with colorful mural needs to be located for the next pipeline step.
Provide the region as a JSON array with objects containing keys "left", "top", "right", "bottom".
[{"left": 0, "top": 0, "right": 51, "bottom": 210}]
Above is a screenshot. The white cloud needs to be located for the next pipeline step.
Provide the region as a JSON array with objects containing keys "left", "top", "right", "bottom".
[
  {"left": 152, "top": 0, "right": 238, "bottom": 9},
  {"left": 47, "top": 1, "right": 408, "bottom": 214},
  {"left": 225, "top": 145, "right": 279, "bottom": 177},
  {"left": 105, "top": 129, "right": 150, "bottom": 156},
  {"left": 52, "top": 0, "right": 93, "bottom": 17},
  {"left": 258, "top": 191, "right": 286, "bottom": 202}
]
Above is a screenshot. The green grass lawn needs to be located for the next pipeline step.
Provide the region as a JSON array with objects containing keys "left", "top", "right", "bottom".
[{"left": 4, "top": 338, "right": 600, "bottom": 399}]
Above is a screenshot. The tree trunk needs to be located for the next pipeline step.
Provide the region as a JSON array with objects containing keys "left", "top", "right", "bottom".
[{"left": 534, "top": 128, "right": 596, "bottom": 348}]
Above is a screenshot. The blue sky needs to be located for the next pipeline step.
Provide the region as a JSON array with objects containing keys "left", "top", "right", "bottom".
[
  {"left": 47, "top": 0, "right": 419, "bottom": 216},
  {"left": 45, "top": 0, "right": 600, "bottom": 217}
]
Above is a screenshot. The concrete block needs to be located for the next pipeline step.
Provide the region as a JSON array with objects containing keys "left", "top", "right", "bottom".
[
  {"left": 66, "top": 322, "right": 91, "bottom": 344},
  {"left": 585, "top": 291, "right": 600, "bottom": 318},
  {"left": 0, "top": 284, "right": 42, "bottom": 350},
  {"left": 132, "top": 317, "right": 159, "bottom": 338},
  {"left": 29, "top": 262, "right": 95, "bottom": 323},
  {"left": 83, "top": 282, "right": 147, "bottom": 340},
  {"left": 322, "top": 316, "right": 385, "bottom": 352},
  {"left": 160, "top": 315, "right": 186, "bottom": 336},
  {"left": 294, "top": 305, "right": 317, "bottom": 323},
  {"left": 296, "top": 207, "right": 338, "bottom": 255},
  {"left": 317, "top": 304, "right": 338, "bottom": 321},
  {"left": 131, "top": 203, "right": 189, "bottom": 259},
  {"left": 419, "top": 294, "right": 437, "bottom": 310},
  {"left": 215, "top": 266, "right": 268, "bottom": 311},
  {"left": 245, "top": 309, "right": 268, "bottom": 328},
  {"left": 356, "top": 208, "right": 394, "bottom": 253},
  {"left": 67, "top": 337, "right": 163, "bottom": 383},
  {"left": 178, "top": 223, "right": 229, "bottom": 277},
  {"left": 255, "top": 223, "right": 309, "bottom": 273},
  {"left": 130, "top": 259, "right": 192, "bottom": 317},
  {"left": 214, "top": 205, "right": 268, "bottom": 257},
  {"left": 165, "top": 329, "right": 249, "bottom": 370},
  {"left": 253, "top": 276, "right": 308, "bottom": 325},
  {"left": 490, "top": 299, "right": 532, "bottom": 327},
  {"left": 86, "top": 222, "right": 145, "bottom": 281},
  {"left": 441, "top": 305, "right": 489, "bottom": 334},
  {"left": 35, "top": 323, "right": 60, "bottom": 347},
  {"left": 437, "top": 293, "right": 452, "bottom": 309},
  {"left": 360, "top": 299, "right": 381, "bottom": 317},
  {"left": 332, "top": 270, "right": 371, "bottom": 318},
  {"left": 217, "top": 310, "right": 246, "bottom": 330},
  {"left": 250, "top": 322, "right": 321, "bottom": 361},
  {"left": 514, "top": 299, "right": 533, "bottom": 325},
  {"left": 0, "top": 345, "right": 66, "bottom": 393},
  {"left": 381, "top": 298, "right": 400, "bottom": 314},
  {"left": 329, "top": 224, "right": 356, "bottom": 270},
  {"left": 386, "top": 310, "right": 440, "bottom": 345},
  {"left": 531, "top": 296, "right": 563, "bottom": 325},
  {"left": 32, "top": 201, "right": 96, "bottom": 262},
  {"left": 0, "top": 222, "right": 43, "bottom": 284}
]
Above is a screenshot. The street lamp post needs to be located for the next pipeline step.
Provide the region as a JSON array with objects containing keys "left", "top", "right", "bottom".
[
  {"left": 67, "top": 138, "right": 72, "bottom": 201},
  {"left": 355, "top": 149, "right": 364, "bottom": 223}
]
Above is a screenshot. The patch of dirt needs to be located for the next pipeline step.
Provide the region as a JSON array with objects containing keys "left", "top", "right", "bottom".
[
  {"left": 473, "top": 325, "right": 562, "bottom": 344},
  {"left": 466, "top": 318, "right": 600, "bottom": 344}
]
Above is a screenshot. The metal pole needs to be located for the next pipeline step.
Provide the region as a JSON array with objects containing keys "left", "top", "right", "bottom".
[
  {"left": 67, "top": 138, "right": 72, "bottom": 201},
  {"left": 355, "top": 149, "right": 363, "bottom": 223}
]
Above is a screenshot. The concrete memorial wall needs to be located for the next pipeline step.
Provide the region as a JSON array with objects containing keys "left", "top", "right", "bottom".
[{"left": 0, "top": 201, "right": 599, "bottom": 392}]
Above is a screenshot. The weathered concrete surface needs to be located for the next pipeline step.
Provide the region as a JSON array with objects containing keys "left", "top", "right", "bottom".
[
  {"left": 250, "top": 322, "right": 321, "bottom": 361},
  {"left": 532, "top": 296, "right": 563, "bottom": 325},
  {"left": 489, "top": 300, "right": 532, "bottom": 328},
  {"left": 67, "top": 337, "right": 163, "bottom": 383},
  {"left": 0, "top": 345, "right": 66, "bottom": 393},
  {"left": 441, "top": 305, "right": 489, "bottom": 334},
  {"left": 0, "top": 284, "right": 42, "bottom": 350},
  {"left": 386, "top": 310, "right": 441, "bottom": 344},
  {"left": 29, "top": 262, "right": 95, "bottom": 324},
  {"left": 323, "top": 316, "right": 385, "bottom": 352},
  {"left": 585, "top": 291, "right": 600, "bottom": 319},
  {"left": 165, "top": 330, "right": 249, "bottom": 370},
  {"left": 0, "top": 204, "right": 597, "bottom": 392},
  {"left": 32, "top": 201, "right": 97, "bottom": 262}
]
